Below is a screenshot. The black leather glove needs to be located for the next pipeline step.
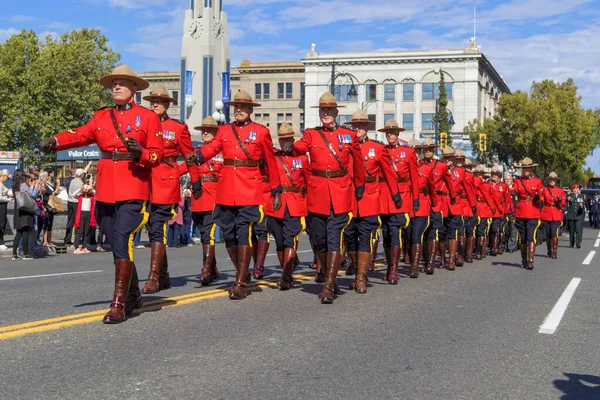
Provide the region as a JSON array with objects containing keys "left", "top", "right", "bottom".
[
  {"left": 273, "top": 192, "right": 282, "bottom": 211},
  {"left": 281, "top": 141, "right": 294, "bottom": 156},
  {"left": 125, "top": 138, "right": 142, "bottom": 161},
  {"left": 394, "top": 198, "right": 402, "bottom": 209},
  {"left": 186, "top": 153, "right": 200, "bottom": 167},
  {"left": 492, "top": 208, "right": 496, "bottom": 215},
  {"left": 472, "top": 206, "right": 477, "bottom": 216},
  {"left": 192, "top": 180, "right": 203, "bottom": 199},
  {"left": 412, "top": 199, "right": 420, "bottom": 214},
  {"left": 356, "top": 192, "right": 363, "bottom": 202},
  {"left": 40, "top": 137, "right": 58, "bottom": 153},
  {"left": 450, "top": 197, "right": 457, "bottom": 205}
]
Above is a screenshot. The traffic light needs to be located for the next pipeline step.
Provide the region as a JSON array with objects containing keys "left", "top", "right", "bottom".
[
  {"left": 439, "top": 132, "right": 448, "bottom": 150},
  {"left": 479, "top": 133, "right": 487, "bottom": 152}
]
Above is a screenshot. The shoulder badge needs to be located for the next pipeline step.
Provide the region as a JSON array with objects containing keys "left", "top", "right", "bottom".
[{"left": 96, "top": 106, "right": 111, "bottom": 112}]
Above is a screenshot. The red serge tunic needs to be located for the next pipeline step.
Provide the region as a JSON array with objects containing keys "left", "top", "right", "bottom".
[
  {"left": 187, "top": 152, "right": 223, "bottom": 213},
  {"left": 447, "top": 166, "right": 476, "bottom": 216},
  {"left": 473, "top": 177, "right": 497, "bottom": 219},
  {"left": 293, "top": 126, "right": 365, "bottom": 215},
  {"left": 55, "top": 102, "right": 163, "bottom": 203},
  {"left": 415, "top": 160, "right": 438, "bottom": 217},
  {"left": 151, "top": 116, "right": 194, "bottom": 205},
  {"left": 490, "top": 181, "right": 511, "bottom": 218},
  {"left": 264, "top": 153, "right": 310, "bottom": 218},
  {"left": 541, "top": 186, "right": 566, "bottom": 222},
  {"left": 462, "top": 170, "right": 476, "bottom": 218},
  {"left": 425, "top": 159, "right": 456, "bottom": 217},
  {"left": 514, "top": 176, "right": 544, "bottom": 219},
  {"left": 198, "top": 121, "right": 281, "bottom": 206},
  {"left": 379, "top": 144, "right": 420, "bottom": 215}
]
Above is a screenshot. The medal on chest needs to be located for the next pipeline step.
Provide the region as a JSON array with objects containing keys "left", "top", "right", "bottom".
[
  {"left": 135, "top": 116, "right": 141, "bottom": 127},
  {"left": 368, "top": 148, "right": 375, "bottom": 158},
  {"left": 163, "top": 130, "right": 176, "bottom": 141}
]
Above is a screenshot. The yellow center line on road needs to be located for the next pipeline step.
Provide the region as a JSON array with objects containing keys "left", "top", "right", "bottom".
[{"left": 0, "top": 271, "right": 321, "bottom": 341}]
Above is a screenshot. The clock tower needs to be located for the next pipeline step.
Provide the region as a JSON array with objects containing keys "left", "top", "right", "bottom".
[{"left": 180, "top": 0, "right": 230, "bottom": 140}]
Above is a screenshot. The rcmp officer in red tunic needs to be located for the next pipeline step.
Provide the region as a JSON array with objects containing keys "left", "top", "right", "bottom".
[
  {"left": 187, "top": 90, "right": 282, "bottom": 300},
  {"left": 141, "top": 85, "right": 195, "bottom": 294},
  {"left": 462, "top": 158, "right": 478, "bottom": 263},
  {"left": 541, "top": 171, "right": 566, "bottom": 259},
  {"left": 377, "top": 120, "right": 420, "bottom": 284},
  {"left": 264, "top": 122, "right": 310, "bottom": 290},
  {"left": 489, "top": 166, "right": 511, "bottom": 256},
  {"left": 189, "top": 117, "right": 222, "bottom": 285},
  {"left": 344, "top": 110, "right": 400, "bottom": 293},
  {"left": 473, "top": 165, "right": 499, "bottom": 260},
  {"left": 288, "top": 92, "right": 365, "bottom": 303},
  {"left": 40, "top": 65, "right": 163, "bottom": 324},
  {"left": 453, "top": 149, "right": 472, "bottom": 266},
  {"left": 513, "top": 157, "right": 543, "bottom": 269}
]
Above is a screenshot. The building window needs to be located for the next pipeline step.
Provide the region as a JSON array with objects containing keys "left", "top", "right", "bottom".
[
  {"left": 402, "top": 114, "right": 414, "bottom": 131},
  {"left": 422, "top": 113, "right": 435, "bottom": 130},
  {"left": 277, "top": 113, "right": 284, "bottom": 130},
  {"left": 422, "top": 83, "right": 453, "bottom": 100},
  {"left": 172, "top": 90, "right": 178, "bottom": 106},
  {"left": 300, "top": 112, "right": 304, "bottom": 132},
  {"left": 263, "top": 83, "right": 270, "bottom": 99},
  {"left": 255, "top": 83, "right": 261, "bottom": 100},
  {"left": 285, "top": 113, "right": 292, "bottom": 123},
  {"left": 263, "top": 113, "right": 270, "bottom": 124},
  {"left": 300, "top": 82, "right": 305, "bottom": 99},
  {"left": 403, "top": 83, "right": 414, "bottom": 101},
  {"left": 384, "top": 84, "right": 395, "bottom": 101},
  {"left": 334, "top": 85, "right": 358, "bottom": 102},
  {"left": 384, "top": 114, "right": 395, "bottom": 124},
  {"left": 338, "top": 115, "right": 352, "bottom": 125},
  {"left": 366, "top": 84, "right": 377, "bottom": 101},
  {"left": 286, "top": 82, "right": 293, "bottom": 99},
  {"left": 278, "top": 83, "right": 284, "bottom": 99},
  {"left": 135, "top": 92, "right": 142, "bottom": 104},
  {"left": 422, "top": 83, "right": 435, "bottom": 100},
  {"left": 368, "top": 114, "right": 376, "bottom": 125},
  {"left": 445, "top": 83, "right": 453, "bottom": 100}
]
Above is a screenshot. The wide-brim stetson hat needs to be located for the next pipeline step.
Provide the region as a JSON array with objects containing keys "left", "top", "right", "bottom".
[
  {"left": 277, "top": 122, "right": 296, "bottom": 138},
  {"left": 442, "top": 146, "right": 455, "bottom": 157},
  {"left": 464, "top": 158, "right": 473, "bottom": 167},
  {"left": 418, "top": 138, "right": 439, "bottom": 149},
  {"left": 311, "top": 92, "right": 345, "bottom": 109},
  {"left": 491, "top": 166, "right": 502, "bottom": 174},
  {"left": 143, "top": 84, "right": 176, "bottom": 103},
  {"left": 194, "top": 116, "right": 219, "bottom": 132},
  {"left": 347, "top": 109, "right": 374, "bottom": 125},
  {"left": 99, "top": 64, "right": 149, "bottom": 90},
  {"left": 515, "top": 157, "right": 538, "bottom": 168},
  {"left": 474, "top": 165, "right": 485, "bottom": 173},
  {"left": 408, "top": 138, "right": 421, "bottom": 148},
  {"left": 548, "top": 171, "right": 559, "bottom": 179},
  {"left": 378, "top": 119, "right": 406, "bottom": 133},
  {"left": 225, "top": 90, "right": 261, "bottom": 107},
  {"left": 454, "top": 149, "right": 466, "bottom": 159}
]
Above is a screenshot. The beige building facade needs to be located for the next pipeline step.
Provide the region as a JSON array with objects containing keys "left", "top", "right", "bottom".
[{"left": 137, "top": 71, "right": 181, "bottom": 121}]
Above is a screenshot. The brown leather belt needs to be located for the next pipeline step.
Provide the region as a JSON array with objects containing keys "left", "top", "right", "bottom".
[
  {"left": 379, "top": 178, "right": 386, "bottom": 183},
  {"left": 312, "top": 169, "right": 348, "bottom": 178},
  {"left": 436, "top": 191, "right": 449, "bottom": 196},
  {"left": 419, "top": 187, "right": 429, "bottom": 194},
  {"left": 163, "top": 156, "right": 178, "bottom": 163},
  {"left": 520, "top": 196, "right": 533, "bottom": 201},
  {"left": 224, "top": 159, "right": 259, "bottom": 167},
  {"left": 397, "top": 177, "right": 409, "bottom": 183},
  {"left": 261, "top": 177, "right": 270, "bottom": 183},
  {"left": 365, "top": 176, "right": 378, "bottom": 183},
  {"left": 101, "top": 151, "right": 134, "bottom": 161},
  {"left": 282, "top": 186, "right": 303, "bottom": 193},
  {"left": 201, "top": 176, "right": 219, "bottom": 183}
]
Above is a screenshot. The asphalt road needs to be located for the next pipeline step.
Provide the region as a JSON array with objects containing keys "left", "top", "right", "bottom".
[{"left": 1, "top": 230, "right": 599, "bottom": 400}]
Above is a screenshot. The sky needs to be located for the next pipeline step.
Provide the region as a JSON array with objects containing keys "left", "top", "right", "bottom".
[{"left": 1, "top": 0, "right": 599, "bottom": 164}]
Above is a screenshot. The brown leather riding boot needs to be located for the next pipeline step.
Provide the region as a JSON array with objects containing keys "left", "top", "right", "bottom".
[
  {"left": 142, "top": 242, "right": 164, "bottom": 294},
  {"left": 200, "top": 244, "right": 218, "bottom": 285},
  {"left": 520, "top": 243, "right": 527, "bottom": 268},
  {"left": 498, "top": 233, "right": 505, "bottom": 254},
  {"left": 546, "top": 239, "right": 552, "bottom": 258},
  {"left": 315, "top": 252, "right": 327, "bottom": 283},
  {"left": 126, "top": 263, "right": 143, "bottom": 315},
  {"left": 552, "top": 237, "right": 559, "bottom": 259},
  {"left": 424, "top": 240, "right": 437, "bottom": 274},
  {"left": 447, "top": 240, "right": 457, "bottom": 270},
  {"left": 465, "top": 237, "right": 475, "bottom": 263},
  {"left": 403, "top": 243, "right": 411, "bottom": 265},
  {"left": 388, "top": 246, "right": 400, "bottom": 284},
  {"left": 482, "top": 237, "right": 489, "bottom": 258},
  {"left": 227, "top": 245, "right": 248, "bottom": 283},
  {"left": 477, "top": 236, "right": 486, "bottom": 260},
  {"left": 490, "top": 233, "right": 498, "bottom": 256},
  {"left": 158, "top": 251, "right": 171, "bottom": 290},
  {"left": 456, "top": 236, "right": 465, "bottom": 266},
  {"left": 277, "top": 250, "right": 284, "bottom": 268},
  {"left": 383, "top": 246, "right": 392, "bottom": 280},
  {"left": 319, "top": 251, "right": 342, "bottom": 303},
  {"left": 526, "top": 242, "right": 536, "bottom": 270},
  {"left": 251, "top": 240, "right": 269, "bottom": 279},
  {"left": 345, "top": 251, "right": 357, "bottom": 276},
  {"left": 279, "top": 248, "right": 296, "bottom": 290},
  {"left": 438, "top": 241, "right": 446, "bottom": 268},
  {"left": 409, "top": 244, "right": 422, "bottom": 278},
  {"left": 368, "top": 239, "right": 379, "bottom": 272},
  {"left": 230, "top": 245, "right": 252, "bottom": 299},
  {"left": 103, "top": 259, "right": 133, "bottom": 324},
  {"left": 354, "top": 251, "right": 370, "bottom": 293}
]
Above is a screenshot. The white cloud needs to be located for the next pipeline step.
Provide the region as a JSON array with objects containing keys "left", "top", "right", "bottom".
[
  {"left": 0, "top": 28, "right": 20, "bottom": 43},
  {"left": 10, "top": 15, "right": 37, "bottom": 22},
  {"left": 46, "top": 21, "right": 70, "bottom": 30},
  {"left": 229, "top": 43, "right": 304, "bottom": 67}
]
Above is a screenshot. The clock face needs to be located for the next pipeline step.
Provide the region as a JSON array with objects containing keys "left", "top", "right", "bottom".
[
  {"left": 213, "top": 21, "right": 223, "bottom": 39},
  {"left": 188, "top": 20, "right": 202, "bottom": 39}
]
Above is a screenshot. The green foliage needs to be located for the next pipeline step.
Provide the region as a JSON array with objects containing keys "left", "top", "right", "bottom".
[
  {"left": 464, "top": 79, "right": 600, "bottom": 181},
  {"left": 0, "top": 29, "right": 120, "bottom": 165},
  {"left": 436, "top": 70, "right": 451, "bottom": 144}
]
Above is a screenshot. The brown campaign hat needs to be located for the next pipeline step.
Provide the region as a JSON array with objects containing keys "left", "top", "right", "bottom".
[
  {"left": 464, "top": 158, "right": 473, "bottom": 167},
  {"left": 442, "top": 146, "right": 455, "bottom": 157},
  {"left": 474, "top": 164, "right": 485, "bottom": 173},
  {"left": 419, "top": 138, "right": 439, "bottom": 149},
  {"left": 225, "top": 90, "right": 261, "bottom": 107},
  {"left": 347, "top": 109, "right": 374, "bottom": 125},
  {"left": 254, "top": 119, "right": 267, "bottom": 127},
  {"left": 277, "top": 122, "right": 296, "bottom": 138},
  {"left": 491, "top": 166, "right": 502, "bottom": 174},
  {"left": 514, "top": 156, "right": 538, "bottom": 168},
  {"left": 99, "top": 65, "right": 149, "bottom": 90},
  {"left": 407, "top": 138, "right": 421, "bottom": 148},
  {"left": 193, "top": 116, "right": 219, "bottom": 131},
  {"left": 548, "top": 171, "right": 558, "bottom": 179},
  {"left": 143, "top": 84, "right": 177, "bottom": 103},
  {"left": 377, "top": 119, "right": 406, "bottom": 133},
  {"left": 311, "top": 92, "right": 345, "bottom": 109},
  {"left": 454, "top": 149, "right": 466, "bottom": 159}
]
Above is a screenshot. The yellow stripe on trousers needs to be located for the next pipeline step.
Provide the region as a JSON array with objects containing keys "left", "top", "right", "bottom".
[
  {"left": 209, "top": 223, "right": 217, "bottom": 246},
  {"left": 248, "top": 205, "right": 265, "bottom": 246},
  {"left": 533, "top": 218, "right": 542, "bottom": 242},
  {"left": 293, "top": 216, "right": 307, "bottom": 249},
  {"left": 339, "top": 212, "right": 353, "bottom": 252},
  {"left": 399, "top": 213, "right": 410, "bottom": 248},
  {"left": 420, "top": 216, "right": 431, "bottom": 246},
  {"left": 128, "top": 201, "right": 149, "bottom": 261}
]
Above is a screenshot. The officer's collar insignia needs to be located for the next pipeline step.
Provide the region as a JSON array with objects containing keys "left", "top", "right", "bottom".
[
  {"left": 115, "top": 102, "right": 133, "bottom": 111},
  {"left": 235, "top": 119, "right": 252, "bottom": 127},
  {"left": 160, "top": 115, "right": 169, "bottom": 122},
  {"left": 323, "top": 125, "right": 338, "bottom": 132},
  {"left": 359, "top": 137, "right": 369, "bottom": 144}
]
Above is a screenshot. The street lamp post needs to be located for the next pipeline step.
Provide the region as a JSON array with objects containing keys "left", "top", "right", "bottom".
[
  {"left": 330, "top": 61, "right": 358, "bottom": 100},
  {"left": 213, "top": 100, "right": 226, "bottom": 126}
]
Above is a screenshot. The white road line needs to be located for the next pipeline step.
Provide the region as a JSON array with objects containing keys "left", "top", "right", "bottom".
[
  {"left": 582, "top": 251, "right": 596, "bottom": 265},
  {"left": 595, "top": 239, "right": 600, "bottom": 248},
  {"left": 539, "top": 278, "right": 582, "bottom": 335},
  {"left": 226, "top": 249, "right": 314, "bottom": 260},
  {"left": 0, "top": 270, "right": 104, "bottom": 282},
  {"left": 597, "top": 231, "right": 600, "bottom": 238}
]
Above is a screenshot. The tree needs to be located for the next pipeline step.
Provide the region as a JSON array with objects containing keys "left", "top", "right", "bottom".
[
  {"left": 435, "top": 70, "right": 451, "bottom": 145},
  {"left": 464, "top": 79, "right": 600, "bottom": 180},
  {"left": 0, "top": 29, "right": 120, "bottom": 165}
]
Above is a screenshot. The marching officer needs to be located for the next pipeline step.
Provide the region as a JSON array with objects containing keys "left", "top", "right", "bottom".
[
  {"left": 141, "top": 84, "right": 195, "bottom": 294},
  {"left": 504, "top": 173, "right": 519, "bottom": 253},
  {"left": 513, "top": 157, "right": 543, "bottom": 269},
  {"left": 420, "top": 138, "right": 456, "bottom": 272},
  {"left": 566, "top": 183, "right": 585, "bottom": 249},
  {"left": 378, "top": 120, "right": 420, "bottom": 284},
  {"left": 590, "top": 193, "right": 600, "bottom": 229},
  {"left": 541, "top": 172, "right": 566, "bottom": 259},
  {"left": 264, "top": 122, "right": 310, "bottom": 290},
  {"left": 473, "top": 165, "right": 498, "bottom": 260},
  {"left": 462, "top": 158, "right": 478, "bottom": 262},
  {"left": 344, "top": 110, "right": 400, "bottom": 292},
  {"left": 40, "top": 65, "right": 163, "bottom": 323},
  {"left": 288, "top": 92, "right": 365, "bottom": 304},
  {"left": 489, "top": 166, "right": 511, "bottom": 256},
  {"left": 187, "top": 90, "right": 282, "bottom": 300},
  {"left": 453, "top": 149, "right": 471, "bottom": 266},
  {"left": 190, "top": 116, "right": 222, "bottom": 285}
]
